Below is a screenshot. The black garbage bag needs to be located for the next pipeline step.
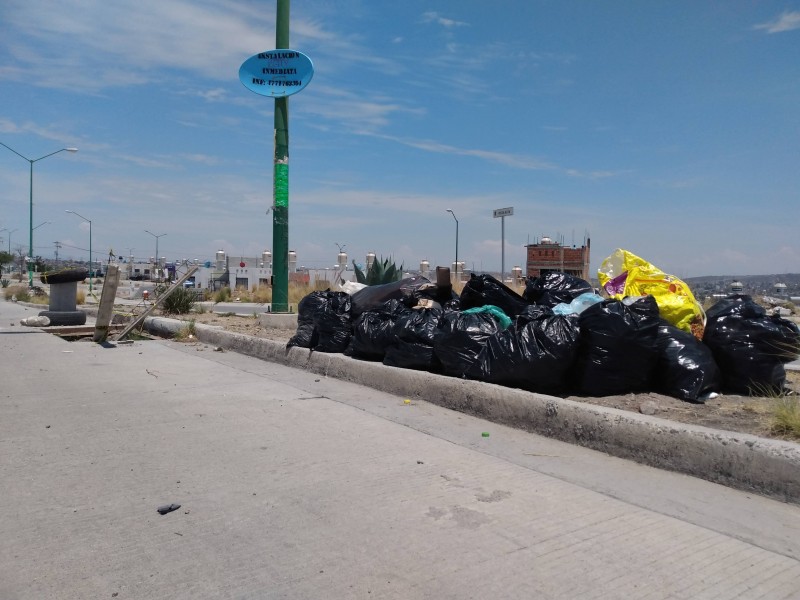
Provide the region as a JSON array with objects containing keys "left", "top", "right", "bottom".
[
  {"left": 434, "top": 310, "right": 505, "bottom": 378},
  {"left": 286, "top": 290, "right": 352, "bottom": 353},
  {"left": 459, "top": 273, "right": 530, "bottom": 318},
  {"left": 442, "top": 296, "right": 461, "bottom": 311},
  {"left": 346, "top": 299, "right": 409, "bottom": 361},
  {"left": 570, "top": 296, "right": 661, "bottom": 395},
  {"left": 350, "top": 277, "right": 436, "bottom": 317},
  {"left": 655, "top": 321, "right": 720, "bottom": 402},
  {"left": 471, "top": 305, "right": 581, "bottom": 393},
  {"left": 383, "top": 307, "right": 444, "bottom": 371},
  {"left": 314, "top": 291, "right": 353, "bottom": 353},
  {"left": 523, "top": 272, "right": 594, "bottom": 308},
  {"left": 286, "top": 291, "right": 328, "bottom": 349},
  {"left": 383, "top": 340, "right": 440, "bottom": 372},
  {"left": 703, "top": 294, "right": 800, "bottom": 394}
]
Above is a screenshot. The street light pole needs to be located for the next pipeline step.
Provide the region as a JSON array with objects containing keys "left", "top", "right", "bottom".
[
  {"left": 30, "top": 222, "right": 50, "bottom": 276},
  {"left": 446, "top": 209, "right": 459, "bottom": 283},
  {"left": 65, "top": 210, "right": 92, "bottom": 293},
  {"left": 144, "top": 230, "right": 167, "bottom": 282},
  {"left": 1, "top": 228, "right": 17, "bottom": 254},
  {"left": 0, "top": 142, "right": 78, "bottom": 287}
]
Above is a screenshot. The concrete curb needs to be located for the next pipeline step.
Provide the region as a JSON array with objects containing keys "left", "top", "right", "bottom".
[{"left": 145, "top": 316, "right": 800, "bottom": 504}]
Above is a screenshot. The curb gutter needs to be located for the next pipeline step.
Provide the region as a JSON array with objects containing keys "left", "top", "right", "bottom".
[{"left": 144, "top": 316, "right": 800, "bottom": 505}]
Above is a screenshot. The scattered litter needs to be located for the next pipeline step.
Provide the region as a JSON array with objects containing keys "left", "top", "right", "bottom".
[
  {"left": 157, "top": 503, "right": 181, "bottom": 515},
  {"left": 20, "top": 315, "right": 50, "bottom": 327},
  {"left": 481, "top": 432, "right": 490, "bottom": 438},
  {"left": 45, "top": 425, "right": 51, "bottom": 429},
  {"left": 214, "top": 346, "right": 224, "bottom": 352},
  {"left": 284, "top": 269, "right": 799, "bottom": 403},
  {"left": 62, "top": 350, "right": 73, "bottom": 353},
  {"left": 417, "top": 460, "right": 424, "bottom": 464},
  {"left": 599, "top": 248, "right": 704, "bottom": 335}
]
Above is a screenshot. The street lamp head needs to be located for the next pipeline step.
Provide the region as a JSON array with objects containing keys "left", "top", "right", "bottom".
[{"left": 65, "top": 148, "right": 78, "bottom": 153}]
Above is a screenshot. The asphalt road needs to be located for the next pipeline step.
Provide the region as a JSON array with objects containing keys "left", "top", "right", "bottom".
[{"left": 1, "top": 299, "right": 799, "bottom": 599}]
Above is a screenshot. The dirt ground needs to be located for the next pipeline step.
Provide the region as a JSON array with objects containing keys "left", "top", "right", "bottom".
[{"left": 180, "top": 311, "right": 799, "bottom": 442}]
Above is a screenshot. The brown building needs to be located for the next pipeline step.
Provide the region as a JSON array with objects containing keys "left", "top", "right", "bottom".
[{"left": 526, "top": 236, "right": 591, "bottom": 281}]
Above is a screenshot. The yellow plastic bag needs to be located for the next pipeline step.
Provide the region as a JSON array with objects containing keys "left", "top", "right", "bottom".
[{"left": 598, "top": 249, "right": 704, "bottom": 336}]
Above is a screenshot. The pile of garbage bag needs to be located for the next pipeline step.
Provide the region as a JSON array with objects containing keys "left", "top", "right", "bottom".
[{"left": 288, "top": 270, "right": 800, "bottom": 403}]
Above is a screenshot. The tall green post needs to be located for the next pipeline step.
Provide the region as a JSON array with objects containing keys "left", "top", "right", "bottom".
[{"left": 272, "top": 0, "right": 290, "bottom": 313}]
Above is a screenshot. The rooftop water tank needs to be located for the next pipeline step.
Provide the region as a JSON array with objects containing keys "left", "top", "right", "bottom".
[
  {"left": 420, "top": 260, "right": 430, "bottom": 275},
  {"left": 288, "top": 250, "right": 297, "bottom": 272}
]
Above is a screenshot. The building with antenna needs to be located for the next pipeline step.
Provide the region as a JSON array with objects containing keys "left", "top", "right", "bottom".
[{"left": 525, "top": 235, "right": 591, "bottom": 281}]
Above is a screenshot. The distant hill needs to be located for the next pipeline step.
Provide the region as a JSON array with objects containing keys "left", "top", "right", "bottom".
[{"left": 684, "top": 273, "right": 800, "bottom": 298}]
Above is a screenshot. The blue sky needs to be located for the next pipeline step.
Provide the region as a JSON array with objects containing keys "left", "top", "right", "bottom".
[{"left": 1, "top": 1, "right": 798, "bottom": 279}]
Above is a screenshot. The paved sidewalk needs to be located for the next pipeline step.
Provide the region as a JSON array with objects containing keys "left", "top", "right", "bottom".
[{"left": 1, "top": 300, "right": 800, "bottom": 599}]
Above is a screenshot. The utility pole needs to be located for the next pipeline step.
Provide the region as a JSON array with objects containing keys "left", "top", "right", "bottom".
[
  {"left": 54, "top": 241, "right": 62, "bottom": 265},
  {"left": 272, "top": 0, "right": 291, "bottom": 313},
  {"left": 239, "top": 0, "right": 312, "bottom": 311}
]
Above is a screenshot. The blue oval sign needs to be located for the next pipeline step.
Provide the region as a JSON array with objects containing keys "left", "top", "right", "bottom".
[{"left": 239, "top": 49, "right": 314, "bottom": 97}]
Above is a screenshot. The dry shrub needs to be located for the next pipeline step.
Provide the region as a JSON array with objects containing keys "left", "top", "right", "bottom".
[
  {"left": 772, "top": 396, "right": 800, "bottom": 440},
  {"left": 173, "top": 319, "right": 197, "bottom": 341},
  {"left": 251, "top": 284, "right": 272, "bottom": 303},
  {"left": 76, "top": 289, "right": 86, "bottom": 305},
  {"left": 4, "top": 284, "right": 29, "bottom": 301}
]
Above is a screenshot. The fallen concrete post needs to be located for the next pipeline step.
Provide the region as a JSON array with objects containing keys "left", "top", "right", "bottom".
[{"left": 94, "top": 265, "right": 120, "bottom": 342}]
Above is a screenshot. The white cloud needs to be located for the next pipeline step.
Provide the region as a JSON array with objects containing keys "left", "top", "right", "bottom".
[
  {"left": 421, "top": 12, "right": 469, "bottom": 29},
  {"left": 0, "top": 0, "right": 371, "bottom": 92},
  {"left": 754, "top": 11, "right": 800, "bottom": 33}
]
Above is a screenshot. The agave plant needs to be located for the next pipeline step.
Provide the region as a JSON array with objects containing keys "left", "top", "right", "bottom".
[{"left": 352, "top": 256, "right": 404, "bottom": 285}]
